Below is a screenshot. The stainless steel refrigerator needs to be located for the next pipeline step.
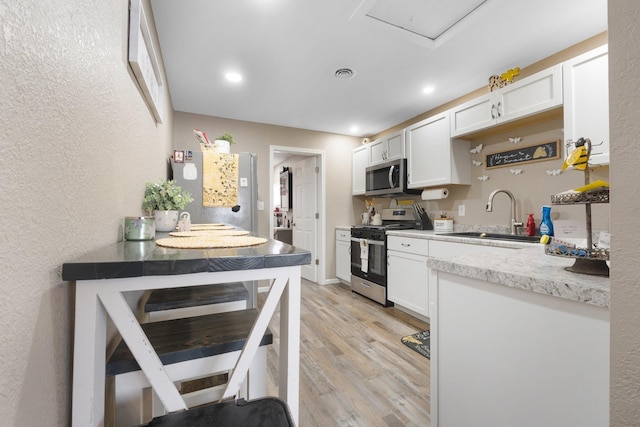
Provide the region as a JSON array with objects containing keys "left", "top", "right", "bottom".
[
  {"left": 173, "top": 150, "right": 260, "bottom": 308},
  {"left": 172, "top": 151, "right": 258, "bottom": 231}
]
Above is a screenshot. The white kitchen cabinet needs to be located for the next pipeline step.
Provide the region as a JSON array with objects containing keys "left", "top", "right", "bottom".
[
  {"left": 431, "top": 272, "right": 609, "bottom": 427},
  {"left": 369, "top": 131, "right": 405, "bottom": 165},
  {"left": 405, "top": 111, "right": 470, "bottom": 189},
  {"left": 335, "top": 229, "right": 351, "bottom": 284},
  {"left": 563, "top": 45, "right": 609, "bottom": 166},
  {"left": 450, "top": 64, "right": 563, "bottom": 137},
  {"left": 386, "top": 235, "right": 524, "bottom": 321},
  {"left": 352, "top": 144, "right": 369, "bottom": 195},
  {"left": 387, "top": 236, "right": 431, "bottom": 318}
]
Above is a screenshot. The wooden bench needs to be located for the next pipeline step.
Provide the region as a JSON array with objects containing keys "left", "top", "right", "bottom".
[
  {"left": 107, "top": 308, "right": 272, "bottom": 426},
  {"left": 143, "top": 282, "right": 251, "bottom": 322}
]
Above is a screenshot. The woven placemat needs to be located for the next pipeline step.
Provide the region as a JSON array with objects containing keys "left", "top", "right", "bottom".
[
  {"left": 156, "top": 236, "right": 267, "bottom": 249},
  {"left": 189, "top": 225, "right": 235, "bottom": 230},
  {"left": 169, "top": 230, "right": 250, "bottom": 237}
]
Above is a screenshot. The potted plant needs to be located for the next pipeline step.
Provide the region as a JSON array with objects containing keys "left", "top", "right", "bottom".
[
  {"left": 213, "top": 132, "right": 236, "bottom": 153},
  {"left": 142, "top": 180, "right": 194, "bottom": 232}
]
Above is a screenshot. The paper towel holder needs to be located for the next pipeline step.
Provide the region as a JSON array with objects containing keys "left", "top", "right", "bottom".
[{"left": 421, "top": 188, "right": 449, "bottom": 200}]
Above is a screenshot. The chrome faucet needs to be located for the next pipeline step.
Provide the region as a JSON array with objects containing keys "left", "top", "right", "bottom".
[{"left": 486, "top": 189, "right": 523, "bottom": 235}]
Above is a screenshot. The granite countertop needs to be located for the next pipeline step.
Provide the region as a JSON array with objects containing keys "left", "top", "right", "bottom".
[
  {"left": 335, "top": 225, "right": 352, "bottom": 231},
  {"left": 385, "top": 230, "right": 610, "bottom": 308},
  {"left": 62, "top": 232, "right": 312, "bottom": 281}
]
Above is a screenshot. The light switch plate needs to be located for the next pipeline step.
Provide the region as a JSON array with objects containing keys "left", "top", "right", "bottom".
[
  {"left": 240, "top": 177, "right": 248, "bottom": 187},
  {"left": 257, "top": 200, "right": 264, "bottom": 210},
  {"left": 458, "top": 204, "right": 465, "bottom": 216}
]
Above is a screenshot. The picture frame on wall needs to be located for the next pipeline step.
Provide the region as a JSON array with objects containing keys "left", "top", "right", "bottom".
[{"left": 128, "top": 0, "right": 164, "bottom": 123}]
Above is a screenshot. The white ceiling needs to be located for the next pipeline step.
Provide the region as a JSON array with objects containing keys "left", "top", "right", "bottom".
[{"left": 150, "top": 0, "right": 607, "bottom": 138}]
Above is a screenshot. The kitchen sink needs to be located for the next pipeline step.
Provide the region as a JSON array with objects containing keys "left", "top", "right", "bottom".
[{"left": 439, "top": 232, "right": 541, "bottom": 243}]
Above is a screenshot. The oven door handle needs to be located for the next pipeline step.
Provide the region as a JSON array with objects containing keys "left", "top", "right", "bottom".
[{"left": 350, "top": 237, "right": 384, "bottom": 246}]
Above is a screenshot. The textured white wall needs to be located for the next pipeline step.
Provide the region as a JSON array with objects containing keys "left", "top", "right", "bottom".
[
  {"left": 609, "top": 1, "right": 640, "bottom": 424},
  {"left": 0, "top": 0, "right": 173, "bottom": 424}
]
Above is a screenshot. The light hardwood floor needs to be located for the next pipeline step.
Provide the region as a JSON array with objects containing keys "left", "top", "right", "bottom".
[{"left": 259, "top": 280, "right": 430, "bottom": 427}]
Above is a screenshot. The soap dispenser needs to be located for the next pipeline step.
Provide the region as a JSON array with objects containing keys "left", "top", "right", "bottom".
[
  {"left": 539, "top": 206, "right": 554, "bottom": 237},
  {"left": 526, "top": 214, "right": 536, "bottom": 236}
]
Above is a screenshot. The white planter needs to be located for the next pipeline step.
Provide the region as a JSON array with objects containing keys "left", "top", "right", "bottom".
[
  {"left": 213, "top": 140, "right": 230, "bottom": 153},
  {"left": 153, "top": 210, "right": 180, "bottom": 232}
]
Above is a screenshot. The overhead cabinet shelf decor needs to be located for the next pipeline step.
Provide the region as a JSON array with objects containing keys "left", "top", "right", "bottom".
[{"left": 450, "top": 64, "right": 563, "bottom": 137}]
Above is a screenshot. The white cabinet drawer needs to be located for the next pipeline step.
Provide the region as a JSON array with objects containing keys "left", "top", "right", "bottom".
[
  {"left": 387, "top": 236, "right": 429, "bottom": 255},
  {"left": 336, "top": 229, "right": 350, "bottom": 241}
]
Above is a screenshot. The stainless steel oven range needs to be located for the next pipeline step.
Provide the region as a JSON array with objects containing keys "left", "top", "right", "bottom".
[{"left": 350, "top": 207, "right": 430, "bottom": 306}]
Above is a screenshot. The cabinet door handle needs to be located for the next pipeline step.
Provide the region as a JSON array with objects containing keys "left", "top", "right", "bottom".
[
  {"left": 401, "top": 243, "right": 411, "bottom": 247},
  {"left": 490, "top": 104, "right": 497, "bottom": 119},
  {"left": 497, "top": 101, "right": 502, "bottom": 117}
]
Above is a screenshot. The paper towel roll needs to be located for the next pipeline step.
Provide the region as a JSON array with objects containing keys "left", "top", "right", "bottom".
[{"left": 421, "top": 188, "right": 449, "bottom": 200}]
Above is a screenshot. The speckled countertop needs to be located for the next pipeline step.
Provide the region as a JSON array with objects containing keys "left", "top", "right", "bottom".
[{"left": 385, "top": 229, "right": 610, "bottom": 308}]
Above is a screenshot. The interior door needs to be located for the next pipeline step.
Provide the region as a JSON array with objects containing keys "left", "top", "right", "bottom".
[{"left": 292, "top": 156, "right": 318, "bottom": 282}]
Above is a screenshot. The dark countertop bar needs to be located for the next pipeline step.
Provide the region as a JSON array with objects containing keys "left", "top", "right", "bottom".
[{"left": 62, "top": 232, "right": 312, "bottom": 281}]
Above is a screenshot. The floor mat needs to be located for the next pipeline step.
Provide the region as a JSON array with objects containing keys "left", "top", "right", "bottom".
[{"left": 401, "top": 330, "right": 430, "bottom": 359}]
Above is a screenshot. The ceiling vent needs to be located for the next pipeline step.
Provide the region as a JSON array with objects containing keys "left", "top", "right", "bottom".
[{"left": 334, "top": 68, "right": 356, "bottom": 79}]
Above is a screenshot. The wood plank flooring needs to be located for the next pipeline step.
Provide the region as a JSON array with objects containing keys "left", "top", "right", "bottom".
[{"left": 258, "top": 280, "right": 430, "bottom": 427}]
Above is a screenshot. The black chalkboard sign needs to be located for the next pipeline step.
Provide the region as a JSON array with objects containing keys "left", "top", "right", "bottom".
[{"left": 485, "top": 140, "right": 560, "bottom": 169}]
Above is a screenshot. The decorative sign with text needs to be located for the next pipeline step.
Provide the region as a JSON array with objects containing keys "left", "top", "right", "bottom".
[{"left": 485, "top": 140, "right": 560, "bottom": 169}]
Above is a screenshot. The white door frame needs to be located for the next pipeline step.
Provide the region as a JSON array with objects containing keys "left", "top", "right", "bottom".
[{"left": 269, "top": 145, "right": 326, "bottom": 285}]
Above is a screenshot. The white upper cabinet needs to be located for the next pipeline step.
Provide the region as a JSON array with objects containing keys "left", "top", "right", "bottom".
[
  {"left": 563, "top": 45, "right": 609, "bottom": 166},
  {"left": 451, "top": 64, "right": 563, "bottom": 137},
  {"left": 369, "top": 131, "right": 405, "bottom": 165},
  {"left": 352, "top": 144, "right": 369, "bottom": 195},
  {"left": 405, "top": 111, "right": 471, "bottom": 189}
]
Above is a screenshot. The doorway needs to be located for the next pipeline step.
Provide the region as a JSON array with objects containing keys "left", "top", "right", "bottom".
[{"left": 269, "top": 146, "right": 325, "bottom": 284}]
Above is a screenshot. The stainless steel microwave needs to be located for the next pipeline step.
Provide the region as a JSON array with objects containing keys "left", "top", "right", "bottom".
[{"left": 365, "top": 158, "right": 421, "bottom": 197}]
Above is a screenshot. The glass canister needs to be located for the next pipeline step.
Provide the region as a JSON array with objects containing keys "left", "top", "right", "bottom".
[{"left": 124, "top": 216, "right": 156, "bottom": 240}]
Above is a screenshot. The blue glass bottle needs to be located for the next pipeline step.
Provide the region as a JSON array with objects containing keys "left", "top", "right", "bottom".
[{"left": 539, "top": 205, "right": 554, "bottom": 237}]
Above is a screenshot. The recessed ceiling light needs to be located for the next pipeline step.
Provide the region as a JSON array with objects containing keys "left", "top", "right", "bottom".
[
  {"left": 225, "top": 72, "right": 243, "bottom": 83},
  {"left": 350, "top": 125, "right": 360, "bottom": 133},
  {"left": 423, "top": 86, "right": 435, "bottom": 94},
  {"left": 335, "top": 68, "right": 356, "bottom": 79}
]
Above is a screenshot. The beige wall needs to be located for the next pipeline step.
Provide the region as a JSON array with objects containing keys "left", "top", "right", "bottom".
[
  {"left": 609, "top": 1, "right": 640, "bottom": 424},
  {"left": 1, "top": 0, "right": 173, "bottom": 424},
  {"left": 172, "top": 112, "right": 361, "bottom": 282}
]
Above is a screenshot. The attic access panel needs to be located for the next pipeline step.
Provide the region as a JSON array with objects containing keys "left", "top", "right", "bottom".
[{"left": 365, "top": 0, "right": 488, "bottom": 43}]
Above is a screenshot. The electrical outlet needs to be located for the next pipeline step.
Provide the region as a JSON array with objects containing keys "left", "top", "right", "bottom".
[
  {"left": 458, "top": 204, "right": 465, "bottom": 217},
  {"left": 257, "top": 200, "right": 264, "bottom": 210},
  {"left": 240, "top": 177, "right": 248, "bottom": 187}
]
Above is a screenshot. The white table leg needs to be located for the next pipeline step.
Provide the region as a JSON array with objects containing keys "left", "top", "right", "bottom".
[
  {"left": 222, "top": 270, "right": 288, "bottom": 399},
  {"left": 72, "top": 283, "right": 107, "bottom": 427},
  {"left": 98, "top": 289, "right": 187, "bottom": 413},
  {"left": 279, "top": 266, "right": 301, "bottom": 424}
]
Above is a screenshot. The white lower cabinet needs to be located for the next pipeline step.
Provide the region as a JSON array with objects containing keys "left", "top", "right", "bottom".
[
  {"left": 387, "top": 236, "right": 431, "bottom": 318},
  {"left": 387, "top": 236, "right": 521, "bottom": 320},
  {"left": 431, "top": 272, "right": 609, "bottom": 427},
  {"left": 335, "top": 229, "right": 351, "bottom": 284}
]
